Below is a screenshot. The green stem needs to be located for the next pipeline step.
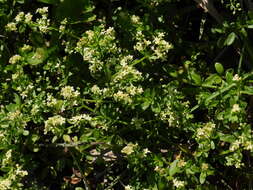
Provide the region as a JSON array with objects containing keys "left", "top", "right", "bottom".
[{"left": 237, "top": 45, "right": 245, "bottom": 75}]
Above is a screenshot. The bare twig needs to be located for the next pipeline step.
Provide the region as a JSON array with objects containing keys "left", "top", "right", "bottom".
[{"left": 38, "top": 141, "right": 107, "bottom": 148}]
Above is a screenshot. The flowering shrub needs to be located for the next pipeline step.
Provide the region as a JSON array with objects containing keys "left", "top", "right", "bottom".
[{"left": 1, "top": 0, "right": 253, "bottom": 189}]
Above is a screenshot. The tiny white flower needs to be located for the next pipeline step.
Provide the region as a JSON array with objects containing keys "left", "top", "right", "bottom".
[
  {"left": 232, "top": 104, "right": 240, "bottom": 112},
  {"left": 233, "top": 74, "right": 241, "bottom": 81}
]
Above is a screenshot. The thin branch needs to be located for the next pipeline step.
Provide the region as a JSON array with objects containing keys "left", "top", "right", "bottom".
[
  {"left": 193, "top": 0, "right": 223, "bottom": 24},
  {"left": 38, "top": 141, "right": 107, "bottom": 148}
]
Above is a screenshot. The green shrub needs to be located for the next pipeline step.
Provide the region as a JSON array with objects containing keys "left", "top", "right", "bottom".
[{"left": 1, "top": 0, "right": 253, "bottom": 189}]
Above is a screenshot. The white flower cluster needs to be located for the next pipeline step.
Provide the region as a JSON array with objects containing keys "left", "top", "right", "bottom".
[
  {"left": 46, "top": 93, "right": 58, "bottom": 107},
  {"left": 196, "top": 122, "right": 215, "bottom": 139},
  {"left": 20, "top": 44, "right": 32, "bottom": 52},
  {"left": 59, "top": 18, "right": 67, "bottom": 33},
  {"left": 69, "top": 114, "right": 92, "bottom": 125},
  {"left": 131, "top": 15, "right": 140, "bottom": 24},
  {"left": 19, "top": 84, "right": 34, "bottom": 99},
  {"left": 44, "top": 115, "right": 65, "bottom": 134},
  {"left": 60, "top": 86, "right": 80, "bottom": 99},
  {"left": 152, "top": 32, "right": 173, "bottom": 61},
  {"left": 160, "top": 105, "right": 176, "bottom": 126},
  {"left": 142, "top": 148, "right": 151, "bottom": 157},
  {"left": 112, "top": 65, "right": 143, "bottom": 83},
  {"left": 231, "top": 104, "right": 240, "bottom": 112},
  {"left": 121, "top": 143, "right": 138, "bottom": 155},
  {"left": 2, "top": 150, "right": 12, "bottom": 166},
  {"left": 125, "top": 185, "right": 134, "bottom": 190},
  {"left": 75, "top": 25, "right": 119, "bottom": 73},
  {"left": 229, "top": 130, "right": 253, "bottom": 152},
  {"left": 9, "top": 54, "right": 22, "bottom": 64},
  {"left": 5, "top": 11, "right": 33, "bottom": 32},
  {"left": 15, "top": 11, "right": 33, "bottom": 23},
  {"left": 225, "top": 152, "right": 244, "bottom": 168},
  {"left": 0, "top": 164, "right": 28, "bottom": 190},
  {"left": 35, "top": 7, "right": 50, "bottom": 33},
  {"left": 7, "top": 110, "right": 21, "bottom": 121},
  {"left": 6, "top": 7, "right": 50, "bottom": 34},
  {"left": 134, "top": 31, "right": 173, "bottom": 61},
  {"left": 113, "top": 90, "right": 132, "bottom": 104},
  {"left": 172, "top": 178, "right": 185, "bottom": 188},
  {"left": 5, "top": 22, "right": 17, "bottom": 31}
]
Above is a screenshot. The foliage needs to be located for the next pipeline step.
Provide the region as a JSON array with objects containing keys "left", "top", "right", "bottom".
[{"left": 1, "top": 0, "right": 253, "bottom": 189}]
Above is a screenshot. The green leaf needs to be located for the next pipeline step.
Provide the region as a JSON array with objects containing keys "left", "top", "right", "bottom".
[
  {"left": 26, "top": 48, "right": 48, "bottom": 65},
  {"left": 23, "top": 130, "right": 29, "bottom": 136},
  {"left": 214, "top": 62, "right": 224, "bottom": 74},
  {"left": 75, "top": 187, "right": 85, "bottom": 190},
  {"left": 37, "top": 0, "right": 58, "bottom": 4},
  {"left": 169, "top": 160, "right": 179, "bottom": 176},
  {"left": 141, "top": 101, "right": 151, "bottom": 110},
  {"left": 200, "top": 172, "right": 207, "bottom": 184},
  {"left": 243, "top": 86, "right": 253, "bottom": 95},
  {"left": 6, "top": 103, "right": 18, "bottom": 112},
  {"left": 203, "top": 74, "right": 222, "bottom": 85},
  {"left": 16, "top": 0, "right": 25, "bottom": 3},
  {"left": 224, "top": 32, "right": 236, "bottom": 46},
  {"left": 218, "top": 133, "right": 236, "bottom": 143},
  {"left": 14, "top": 93, "right": 21, "bottom": 106},
  {"left": 190, "top": 71, "right": 202, "bottom": 85},
  {"left": 225, "top": 70, "right": 234, "bottom": 83}
]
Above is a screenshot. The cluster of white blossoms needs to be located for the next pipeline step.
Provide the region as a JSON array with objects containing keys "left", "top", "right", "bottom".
[
  {"left": 177, "top": 159, "right": 187, "bottom": 168},
  {"left": 60, "top": 86, "right": 80, "bottom": 99},
  {"left": 44, "top": 115, "right": 65, "bottom": 134},
  {"left": 112, "top": 65, "right": 143, "bottom": 83},
  {"left": 2, "top": 150, "right": 12, "bottom": 166},
  {"left": 225, "top": 152, "right": 244, "bottom": 168},
  {"left": 121, "top": 143, "right": 138, "bottom": 155},
  {"left": 229, "top": 130, "right": 253, "bottom": 152},
  {"left": 113, "top": 90, "right": 132, "bottom": 104},
  {"left": 112, "top": 85, "right": 143, "bottom": 104},
  {"left": 35, "top": 7, "right": 50, "bottom": 33},
  {"left": 160, "top": 104, "right": 177, "bottom": 126},
  {"left": 19, "top": 84, "right": 34, "bottom": 99},
  {"left": 75, "top": 25, "right": 119, "bottom": 73},
  {"left": 151, "top": 32, "right": 173, "bottom": 60},
  {"left": 5, "top": 22, "right": 17, "bottom": 31},
  {"left": 20, "top": 44, "right": 32, "bottom": 52},
  {"left": 9, "top": 54, "right": 22, "bottom": 64},
  {"left": 0, "top": 164, "right": 28, "bottom": 190},
  {"left": 131, "top": 15, "right": 140, "bottom": 24},
  {"left": 173, "top": 178, "right": 185, "bottom": 188},
  {"left": 142, "top": 148, "right": 151, "bottom": 157},
  {"left": 6, "top": 7, "right": 50, "bottom": 34},
  {"left": 59, "top": 18, "right": 67, "bottom": 33},
  {"left": 196, "top": 122, "right": 215, "bottom": 139},
  {"left": 134, "top": 31, "right": 173, "bottom": 61},
  {"left": 46, "top": 93, "right": 58, "bottom": 107},
  {"left": 231, "top": 104, "right": 240, "bottom": 112},
  {"left": 5, "top": 11, "right": 32, "bottom": 32},
  {"left": 7, "top": 110, "right": 21, "bottom": 121},
  {"left": 69, "top": 114, "right": 92, "bottom": 125},
  {"left": 15, "top": 11, "right": 33, "bottom": 23}
]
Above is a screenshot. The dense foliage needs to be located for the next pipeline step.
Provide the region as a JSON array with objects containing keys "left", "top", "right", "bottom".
[{"left": 1, "top": 0, "right": 253, "bottom": 189}]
